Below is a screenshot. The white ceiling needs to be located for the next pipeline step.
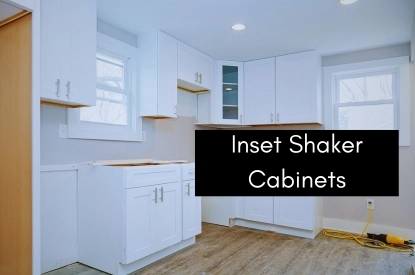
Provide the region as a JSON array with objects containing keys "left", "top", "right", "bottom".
[
  {"left": 0, "top": 1, "right": 23, "bottom": 22},
  {"left": 97, "top": 0, "right": 415, "bottom": 61}
]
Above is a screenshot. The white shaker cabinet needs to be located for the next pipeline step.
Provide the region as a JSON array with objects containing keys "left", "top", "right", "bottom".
[
  {"left": 181, "top": 163, "right": 201, "bottom": 240},
  {"left": 40, "top": 0, "right": 96, "bottom": 107},
  {"left": 211, "top": 196, "right": 323, "bottom": 239},
  {"left": 124, "top": 182, "right": 182, "bottom": 264},
  {"left": 275, "top": 50, "right": 322, "bottom": 124},
  {"left": 273, "top": 197, "right": 317, "bottom": 230},
  {"left": 138, "top": 30, "right": 178, "bottom": 118},
  {"left": 243, "top": 57, "right": 276, "bottom": 125},
  {"left": 78, "top": 163, "right": 194, "bottom": 275},
  {"left": 244, "top": 197, "right": 274, "bottom": 224},
  {"left": 178, "top": 41, "right": 213, "bottom": 92}
]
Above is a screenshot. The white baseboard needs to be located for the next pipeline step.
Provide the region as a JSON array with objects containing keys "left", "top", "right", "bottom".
[{"left": 323, "top": 218, "right": 415, "bottom": 240}]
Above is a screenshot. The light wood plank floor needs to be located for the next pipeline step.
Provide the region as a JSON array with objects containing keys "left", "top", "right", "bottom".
[{"left": 45, "top": 223, "right": 415, "bottom": 275}]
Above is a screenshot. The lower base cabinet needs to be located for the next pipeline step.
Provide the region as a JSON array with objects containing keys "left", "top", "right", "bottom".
[
  {"left": 78, "top": 162, "right": 200, "bottom": 275},
  {"left": 201, "top": 196, "right": 322, "bottom": 239}
]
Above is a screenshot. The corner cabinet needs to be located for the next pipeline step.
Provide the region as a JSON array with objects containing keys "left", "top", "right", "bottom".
[
  {"left": 77, "top": 163, "right": 200, "bottom": 275},
  {"left": 212, "top": 60, "right": 244, "bottom": 125},
  {"left": 40, "top": 0, "right": 97, "bottom": 107},
  {"left": 138, "top": 30, "right": 178, "bottom": 118}
]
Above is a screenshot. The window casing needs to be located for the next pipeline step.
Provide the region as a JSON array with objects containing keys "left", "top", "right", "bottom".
[
  {"left": 68, "top": 32, "right": 143, "bottom": 141},
  {"left": 323, "top": 56, "right": 410, "bottom": 146}
]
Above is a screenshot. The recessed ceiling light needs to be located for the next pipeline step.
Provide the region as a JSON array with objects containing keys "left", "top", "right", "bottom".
[
  {"left": 231, "top": 24, "right": 246, "bottom": 30},
  {"left": 340, "top": 0, "right": 358, "bottom": 4}
]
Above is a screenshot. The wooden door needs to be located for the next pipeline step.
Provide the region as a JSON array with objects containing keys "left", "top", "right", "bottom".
[{"left": 0, "top": 12, "right": 32, "bottom": 275}]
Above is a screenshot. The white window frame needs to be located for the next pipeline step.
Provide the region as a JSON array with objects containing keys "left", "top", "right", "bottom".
[
  {"left": 323, "top": 56, "right": 410, "bottom": 146},
  {"left": 68, "top": 32, "right": 143, "bottom": 142}
]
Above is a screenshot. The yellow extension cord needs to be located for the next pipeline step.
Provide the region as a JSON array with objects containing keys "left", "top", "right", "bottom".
[{"left": 322, "top": 205, "right": 414, "bottom": 253}]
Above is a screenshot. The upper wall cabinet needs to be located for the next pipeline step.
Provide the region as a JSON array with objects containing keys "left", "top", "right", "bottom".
[
  {"left": 275, "top": 50, "right": 322, "bottom": 124},
  {"left": 40, "top": 0, "right": 97, "bottom": 107},
  {"left": 213, "top": 60, "right": 244, "bottom": 125},
  {"left": 177, "top": 41, "right": 214, "bottom": 92},
  {"left": 244, "top": 57, "right": 276, "bottom": 125},
  {"left": 138, "top": 30, "right": 178, "bottom": 118}
]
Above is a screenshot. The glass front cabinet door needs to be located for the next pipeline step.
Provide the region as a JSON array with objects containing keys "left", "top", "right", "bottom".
[{"left": 215, "top": 60, "right": 244, "bottom": 124}]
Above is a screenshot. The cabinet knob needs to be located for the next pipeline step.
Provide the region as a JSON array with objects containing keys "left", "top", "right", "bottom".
[{"left": 55, "top": 79, "right": 60, "bottom": 97}]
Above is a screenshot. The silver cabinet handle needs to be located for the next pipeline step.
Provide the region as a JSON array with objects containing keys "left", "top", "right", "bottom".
[
  {"left": 187, "top": 183, "right": 190, "bottom": 196},
  {"left": 153, "top": 188, "right": 157, "bottom": 203},
  {"left": 271, "top": 113, "right": 273, "bottom": 123},
  {"left": 240, "top": 114, "right": 242, "bottom": 123},
  {"left": 195, "top": 72, "right": 198, "bottom": 83},
  {"left": 174, "top": 105, "right": 177, "bottom": 115},
  {"left": 66, "top": 81, "right": 70, "bottom": 98},
  {"left": 55, "top": 79, "right": 60, "bottom": 97},
  {"left": 160, "top": 187, "right": 163, "bottom": 202},
  {"left": 199, "top": 73, "right": 202, "bottom": 84},
  {"left": 277, "top": 113, "right": 279, "bottom": 122}
]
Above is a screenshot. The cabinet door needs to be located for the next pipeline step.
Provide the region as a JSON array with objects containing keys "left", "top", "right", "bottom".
[
  {"left": 273, "top": 197, "right": 314, "bottom": 230},
  {"left": 124, "top": 186, "right": 157, "bottom": 264},
  {"left": 40, "top": 0, "right": 63, "bottom": 102},
  {"left": 65, "top": 0, "right": 96, "bottom": 106},
  {"left": 156, "top": 182, "right": 182, "bottom": 251},
  {"left": 182, "top": 180, "right": 201, "bottom": 240},
  {"left": 216, "top": 60, "right": 244, "bottom": 125},
  {"left": 244, "top": 197, "right": 273, "bottom": 223},
  {"left": 194, "top": 51, "right": 213, "bottom": 90},
  {"left": 275, "top": 50, "right": 322, "bottom": 124},
  {"left": 244, "top": 57, "right": 276, "bottom": 125},
  {"left": 177, "top": 41, "right": 196, "bottom": 85},
  {"left": 157, "top": 31, "right": 178, "bottom": 118}
]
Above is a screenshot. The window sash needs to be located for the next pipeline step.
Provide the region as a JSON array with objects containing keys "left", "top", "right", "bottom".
[{"left": 333, "top": 70, "right": 398, "bottom": 130}]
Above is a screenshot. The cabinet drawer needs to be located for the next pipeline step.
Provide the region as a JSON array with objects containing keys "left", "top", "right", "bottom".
[
  {"left": 124, "top": 165, "right": 181, "bottom": 189},
  {"left": 181, "top": 163, "right": 195, "bottom": 180}
]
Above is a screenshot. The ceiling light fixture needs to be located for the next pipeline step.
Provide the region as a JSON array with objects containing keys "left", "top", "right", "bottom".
[
  {"left": 225, "top": 87, "right": 232, "bottom": 91},
  {"left": 340, "top": 0, "right": 358, "bottom": 4},
  {"left": 231, "top": 24, "right": 246, "bottom": 30}
]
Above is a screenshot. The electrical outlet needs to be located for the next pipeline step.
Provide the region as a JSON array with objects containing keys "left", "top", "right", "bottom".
[
  {"left": 367, "top": 199, "right": 374, "bottom": 210},
  {"left": 59, "top": 124, "right": 68, "bottom": 138}
]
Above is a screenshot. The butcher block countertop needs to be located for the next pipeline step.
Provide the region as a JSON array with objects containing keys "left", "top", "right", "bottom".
[{"left": 89, "top": 159, "right": 190, "bottom": 166}]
